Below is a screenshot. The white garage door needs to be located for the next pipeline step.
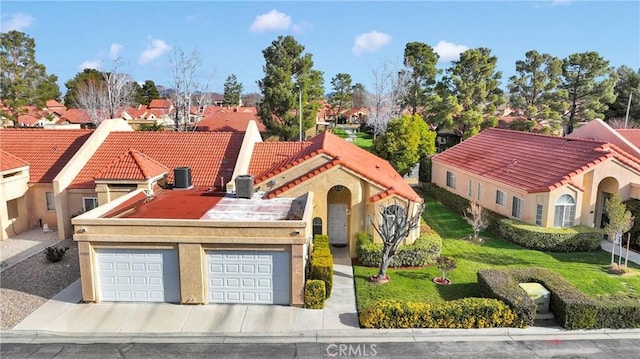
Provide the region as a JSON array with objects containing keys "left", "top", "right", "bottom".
[
  {"left": 96, "top": 248, "right": 180, "bottom": 303},
  {"left": 206, "top": 250, "right": 290, "bottom": 305}
]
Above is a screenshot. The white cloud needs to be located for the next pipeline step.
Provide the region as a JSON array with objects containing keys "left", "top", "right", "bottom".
[
  {"left": 138, "top": 39, "right": 170, "bottom": 64},
  {"left": 110, "top": 43, "right": 124, "bottom": 60},
  {"left": 550, "top": 0, "right": 572, "bottom": 7},
  {"left": 79, "top": 60, "right": 102, "bottom": 71},
  {"left": 249, "top": 10, "right": 291, "bottom": 33},
  {"left": 352, "top": 31, "right": 392, "bottom": 57},
  {"left": 0, "top": 13, "right": 35, "bottom": 32},
  {"left": 434, "top": 40, "right": 469, "bottom": 63}
]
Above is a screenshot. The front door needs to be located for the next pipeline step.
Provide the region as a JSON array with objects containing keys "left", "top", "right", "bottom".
[{"left": 328, "top": 203, "right": 348, "bottom": 245}]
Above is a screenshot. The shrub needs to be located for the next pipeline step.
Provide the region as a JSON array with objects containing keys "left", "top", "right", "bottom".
[
  {"left": 477, "top": 269, "right": 537, "bottom": 327},
  {"left": 308, "top": 235, "right": 334, "bottom": 297},
  {"left": 359, "top": 298, "right": 518, "bottom": 329},
  {"left": 304, "top": 280, "right": 326, "bottom": 309},
  {"left": 594, "top": 297, "right": 640, "bottom": 329},
  {"left": 496, "top": 219, "right": 603, "bottom": 252},
  {"left": 356, "top": 232, "right": 441, "bottom": 268},
  {"left": 436, "top": 256, "right": 457, "bottom": 280},
  {"left": 44, "top": 246, "right": 69, "bottom": 263}
]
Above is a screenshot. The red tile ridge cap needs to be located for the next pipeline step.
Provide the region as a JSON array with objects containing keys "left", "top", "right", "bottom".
[
  {"left": 369, "top": 187, "right": 397, "bottom": 202},
  {"left": 254, "top": 148, "right": 327, "bottom": 184}
]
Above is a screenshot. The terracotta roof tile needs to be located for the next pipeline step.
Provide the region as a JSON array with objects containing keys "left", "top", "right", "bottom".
[
  {"left": 196, "top": 108, "right": 267, "bottom": 132},
  {"left": 251, "top": 131, "right": 421, "bottom": 202},
  {"left": 617, "top": 129, "right": 640, "bottom": 148},
  {"left": 95, "top": 149, "right": 169, "bottom": 181},
  {"left": 70, "top": 131, "right": 244, "bottom": 189},
  {"left": 0, "top": 149, "right": 29, "bottom": 171},
  {"left": 148, "top": 99, "right": 172, "bottom": 109},
  {"left": 0, "top": 129, "right": 93, "bottom": 183},
  {"left": 432, "top": 128, "right": 640, "bottom": 193},
  {"left": 61, "top": 109, "right": 92, "bottom": 124}
]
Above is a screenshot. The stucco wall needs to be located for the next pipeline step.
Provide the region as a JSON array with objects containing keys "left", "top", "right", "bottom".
[{"left": 0, "top": 166, "right": 29, "bottom": 239}]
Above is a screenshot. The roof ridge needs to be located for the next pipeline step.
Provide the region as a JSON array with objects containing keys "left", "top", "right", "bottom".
[{"left": 485, "top": 127, "right": 609, "bottom": 144}]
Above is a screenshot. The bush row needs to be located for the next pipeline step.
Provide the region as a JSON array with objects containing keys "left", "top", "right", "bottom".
[
  {"left": 477, "top": 267, "right": 640, "bottom": 329},
  {"left": 359, "top": 298, "right": 518, "bottom": 329},
  {"left": 496, "top": 219, "right": 603, "bottom": 252},
  {"left": 356, "top": 232, "right": 441, "bottom": 268},
  {"left": 304, "top": 280, "right": 326, "bottom": 309},
  {"left": 305, "top": 235, "right": 334, "bottom": 309}
]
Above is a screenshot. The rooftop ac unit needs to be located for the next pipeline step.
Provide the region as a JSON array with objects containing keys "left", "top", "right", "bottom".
[
  {"left": 235, "top": 175, "right": 254, "bottom": 199},
  {"left": 174, "top": 167, "right": 192, "bottom": 189}
]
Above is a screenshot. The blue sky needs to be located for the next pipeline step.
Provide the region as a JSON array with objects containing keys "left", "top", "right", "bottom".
[{"left": 2, "top": 1, "right": 639, "bottom": 95}]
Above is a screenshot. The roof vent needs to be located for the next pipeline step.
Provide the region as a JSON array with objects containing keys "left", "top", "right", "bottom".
[
  {"left": 235, "top": 175, "right": 254, "bottom": 199},
  {"left": 174, "top": 167, "right": 193, "bottom": 189}
]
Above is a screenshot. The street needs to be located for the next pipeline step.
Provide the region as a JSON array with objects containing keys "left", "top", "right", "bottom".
[{"left": 2, "top": 339, "right": 638, "bottom": 358}]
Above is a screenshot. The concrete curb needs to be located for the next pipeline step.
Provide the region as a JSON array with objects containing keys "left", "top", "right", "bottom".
[{"left": 2, "top": 327, "right": 639, "bottom": 344}]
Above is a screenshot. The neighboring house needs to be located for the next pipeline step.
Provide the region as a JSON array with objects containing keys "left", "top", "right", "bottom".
[
  {"left": 65, "top": 119, "right": 421, "bottom": 306},
  {"left": 431, "top": 128, "right": 640, "bottom": 229},
  {"left": 58, "top": 108, "right": 95, "bottom": 128},
  {"left": 568, "top": 118, "right": 640, "bottom": 159},
  {"left": 0, "top": 129, "right": 94, "bottom": 239}
]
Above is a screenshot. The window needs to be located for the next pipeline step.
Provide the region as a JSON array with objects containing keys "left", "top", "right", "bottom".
[
  {"left": 313, "top": 217, "right": 323, "bottom": 237},
  {"left": 495, "top": 190, "right": 506, "bottom": 206},
  {"left": 7, "top": 199, "right": 18, "bottom": 219},
  {"left": 446, "top": 171, "right": 456, "bottom": 189},
  {"left": 512, "top": 196, "right": 523, "bottom": 219},
  {"left": 83, "top": 197, "right": 98, "bottom": 212},
  {"left": 554, "top": 194, "right": 576, "bottom": 227},
  {"left": 535, "top": 204, "right": 543, "bottom": 226},
  {"left": 468, "top": 180, "right": 473, "bottom": 197},
  {"left": 45, "top": 192, "right": 55, "bottom": 211}
]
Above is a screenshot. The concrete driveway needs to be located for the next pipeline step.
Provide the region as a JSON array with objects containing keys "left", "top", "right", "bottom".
[{"left": 12, "top": 246, "right": 360, "bottom": 335}]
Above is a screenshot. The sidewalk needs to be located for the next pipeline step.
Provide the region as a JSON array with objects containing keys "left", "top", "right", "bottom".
[{"left": 600, "top": 239, "right": 640, "bottom": 265}]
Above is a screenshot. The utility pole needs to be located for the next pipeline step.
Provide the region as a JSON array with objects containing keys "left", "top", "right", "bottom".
[
  {"left": 297, "top": 84, "right": 302, "bottom": 142},
  {"left": 624, "top": 93, "right": 632, "bottom": 129}
]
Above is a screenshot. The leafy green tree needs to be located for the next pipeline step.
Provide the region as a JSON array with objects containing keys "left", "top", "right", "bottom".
[
  {"left": 373, "top": 114, "right": 436, "bottom": 176},
  {"left": 604, "top": 193, "right": 634, "bottom": 265},
  {"left": 328, "top": 73, "right": 353, "bottom": 120},
  {"left": 436, "top": 48, "right": 504, "bottom": 138},
  {"left": 508, "top": 50, "right": 567, "bottom": 133},
  {"left": 399, "top": 42, "right": 440, "bottom": 116},
  {"left": 138, "top": 123, "right": 164, "bottom": 131},
  {"left": 257, "top": 35, "right": 324, "bottom": 140},
  {"left": 223, "top": 74, "right": 243, "bottom": 106},
  {"left": 64, "top": 68, "right": 105, "bottom": 108},
  {"left": 135, "top": 80, "right": 160, "bottom": 105},
  {"left": 561, "top": 51, "right": 617, "bottom": 134},
  {"left": 605, "top": 65, "right": 640, "bottom": 126},
  {"left": 1, "top": 30, "right": 60, "bottom": 124}
]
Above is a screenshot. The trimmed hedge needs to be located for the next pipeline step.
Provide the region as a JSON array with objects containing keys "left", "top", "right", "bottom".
[
  {"left": 359, "top": 298, "right": 518, "bottom": 329},
  {"left": 477, "top": 267, "right": 640, "bottom": 329},
  {"left": 496, "top": 219, "right": 603, "bottom": 252},
  {"left": 356, "top": 232, "right": 441, "bottom": 268},
  {"left": 304, "top": 280, "right": 326, "bottom": 309},
  {"left": 309, "top": 235, "right": 334, "bottom": 297}
]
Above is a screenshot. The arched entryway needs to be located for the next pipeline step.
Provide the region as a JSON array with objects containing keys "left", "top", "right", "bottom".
[
  {"left": 595, "top": 177, "right": 620, "bottom": 228},
  {"left": 327, "top": 185, "right": 351, "bottom": 246}
]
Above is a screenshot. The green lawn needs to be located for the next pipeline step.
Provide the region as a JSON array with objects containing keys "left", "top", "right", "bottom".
[
  {"left": 353, "top": 198, "right": 640, "bottom": 311},
  {"left": 352, "top": 131, "right": 373, "bottom": 152}
]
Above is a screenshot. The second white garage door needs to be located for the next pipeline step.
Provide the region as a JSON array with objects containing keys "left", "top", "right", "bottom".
[{"left": 206, "top": 250, "right": 290, "bottom": 305}]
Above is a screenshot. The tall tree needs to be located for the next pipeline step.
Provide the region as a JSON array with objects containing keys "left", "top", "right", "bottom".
[
  {"left": 351, "top": 83, "right": 367, "bottom": 108},
  {"left": 257, "top": 35, "right": 324, "bottom": 141},
  {"left": 437, "top": 47, "right": 504, "bottom": 139},
  {"left": 102, "top": 58, "right": 136, "bottom": 119},
  {"left": 328, "top": 73, "right": 353, "bottom": 120},
  {"left": 399, "top": 42, "right": 440, "bottom": 116},
  {"left": 605, "top": 65, "right": 640, "bottom": 127},
  {"left": 64, "top": 68, "right": 105, "bottom": 108},
  {"left": 241, "top": 92, "right": 262, "bottom": 107},
  {"left": 561, "top": 51, "right": 617, "bottom": 134},
  {"left": 373, "top": 113, "right": 436, "bottom": 176},
  {"left": 223, "top": 74, "right": 243, "bottom": 107},
  {"left": 135, "top": 80, "right": 160, "bottom": 105},
  {"left": 365, "top": 59, "right": 406, "bottom": 138},
  {"left": 508, "top": 50, "right": 567, "bottom": 133},
  {"left": 0, "top": 30, "right": 60, "bottom": 124},
  {"left": 74, "top": 77, "right": 107, "bottom": 124}
]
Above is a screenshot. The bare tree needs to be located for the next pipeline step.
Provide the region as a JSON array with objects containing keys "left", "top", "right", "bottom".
[
  {"left": 370, "top": 199, "right": 424, "bottom": 282},
  {"left": 74, "top": 79, "right": 108, "bottom": 125},
  {"left": 608, "top": 117, "right": 640, "bottom": 129},
  {"left": 366, "top": 59, "right": 407, "bottom": 138},
  {"left": 465, "top": 201, "right": 488, "bottom": 240},
  {"left": 169, "top": 46, "right": 215, "bottom": 131},
  {"left": 102, "top": 58, "right": 135, "bottom": 119}
]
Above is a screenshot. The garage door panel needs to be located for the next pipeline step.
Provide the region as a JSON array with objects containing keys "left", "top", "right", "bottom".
[
  {"left": 206, "top": 250, "right": 289, "bottom": 305},
  {"left": 96, "top": 249, "right": 179, "bottom": 303}
]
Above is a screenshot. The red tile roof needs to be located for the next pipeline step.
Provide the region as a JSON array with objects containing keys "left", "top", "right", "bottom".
[
  {"left": 196, "top": 108, "right": 266, "bottom": 132},
  {"left": 103, "top": 189, "right": 225, "bottom": 219},
  {"left": 617, "top": 129, "right": 640, "bottom": 148},
  {"left": 0, "top": 129, "right": 93, "bottom": 183},
  {"left": 45, "top": 100, "right": 65, "bottom": 110},
  {"left": 250, "top": 131, "right": 421, "bottom": 202},
  {"left": 60, "top": 109, "right": 92, "bottom": 124},
  {"left": 17, "top": 114, "right": 42, "bottom": 126},
  {"left": 432, "top": 128, "right": 640, "bottom": 193},
  {"left": 148, "top": 99, "right": 172, "bottom": 109},
  {"left": 69, "top": 131, "right": 244, "bottom": 189},
  {"left": 248, "top": 142, "right": 313, "bottom": 180},
  {"left": 0, "top": 149, "right": 29, "bottom": 171},
  {"left": 95, "top": 149, "right": 169, "bottom": 181}
]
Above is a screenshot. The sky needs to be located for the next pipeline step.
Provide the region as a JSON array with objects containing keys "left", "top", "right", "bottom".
[{"left": 2, "top": 0, "right": 639, "bottom": 96}]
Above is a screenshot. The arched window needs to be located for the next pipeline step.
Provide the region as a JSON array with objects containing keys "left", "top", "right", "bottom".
[
  {"left": 312, "top": 217, "right": 322, "bottom": 237},
  {"left": 554, "top": 194, "right": 576, "bottom": 227}
]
